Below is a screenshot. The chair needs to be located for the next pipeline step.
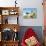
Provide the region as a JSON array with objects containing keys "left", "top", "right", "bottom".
[{"left": 21, "top": 28, "right": 41, "bottom": 46}]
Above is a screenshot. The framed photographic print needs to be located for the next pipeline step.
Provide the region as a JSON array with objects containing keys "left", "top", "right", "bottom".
[
  {"left": 9, "top": 10, "right": 15, "bottom": 15},
  {"left": 23, "top": 8, "right": 37, "bottom": 19},
  {"left": 10, "top": 11, "right": 17, "bottom": 15},
  {"left": 2, "top": 10, "right": 9, "bottom": 15},
  {"left": 9, "top": 10, "right": 17, "bottom": 15}
]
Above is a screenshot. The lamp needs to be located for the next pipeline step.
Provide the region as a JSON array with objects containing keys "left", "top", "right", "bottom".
[{"left": 15, "top": 0, "right": 17, "bottom": 7}]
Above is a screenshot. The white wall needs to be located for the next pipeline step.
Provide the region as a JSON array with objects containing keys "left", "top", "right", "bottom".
[
  {"left": 0, "top": 0, "right": 44, "bottom": 26},
  {"left": 18, "top": 0, "right": 44, "bottom": 26},
  {"left": 0, "top": 0, "right": 15, "bottom": 7}
]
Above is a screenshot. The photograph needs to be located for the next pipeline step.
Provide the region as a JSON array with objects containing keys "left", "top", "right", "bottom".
[{"left": 23, "top": 8, "right": 37, "bottom": 19}]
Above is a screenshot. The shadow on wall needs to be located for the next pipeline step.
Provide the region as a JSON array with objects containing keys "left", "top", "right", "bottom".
[{"left": 18, "top": 26, "right": 43, "bottom": 44}]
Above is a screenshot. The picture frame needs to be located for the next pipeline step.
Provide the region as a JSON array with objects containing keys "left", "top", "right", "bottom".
[
  {"left": 9, "top": 10, "right": 17, "bottom": 15},
  {"left": 2, "top": 10, "right": 9, "bottom": 15},
  {"left": 23, "top": 8, "right": 37, "bottom": 19}
]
